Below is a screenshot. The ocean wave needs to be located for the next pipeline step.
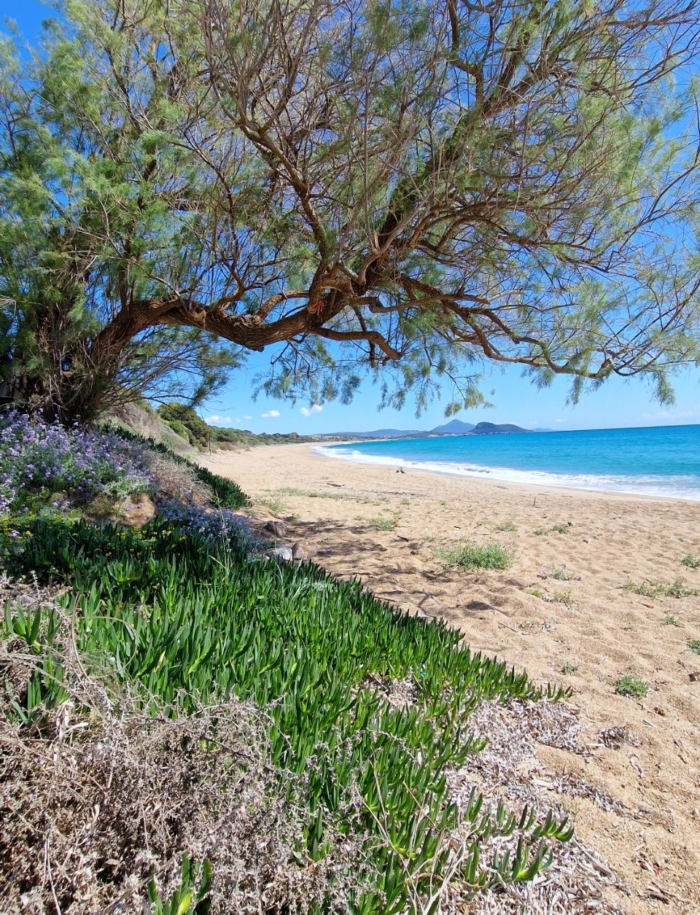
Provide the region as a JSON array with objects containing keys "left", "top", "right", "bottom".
[{"left": 312, "top": 445, "right": 700, "bottom": 501}]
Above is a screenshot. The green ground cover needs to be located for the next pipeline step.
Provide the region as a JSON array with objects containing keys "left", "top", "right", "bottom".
[{"left": 1, "top": 429, "right": 573, "bottom": 913}]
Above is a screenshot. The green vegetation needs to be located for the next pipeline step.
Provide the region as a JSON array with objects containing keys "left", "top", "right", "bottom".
[
  {"left": 614, "top": 676, "right": 651, "bottom": 699},
  {"left": 687, "top": 639, "right": 700, "bottom": 656},
  {"left": 495, "top": 521, "right": 517, "bottom": 533},
  {"left": 440, "top": 541, "right": 514, "bottom": 571},
  {"left": 534, "top": 524, "right": 569, "bottom": 536},
  {"left": 624, "top": 579, "right": 700, "bottom": 599},
  {"left": 2, "top": 456, "right": 572, "bottom": 911},
  {"left": 2, "top": 2, "right": 700, "bottom": 422},
  {"left": 663, "top": 614, "right": 683, "bottom": 627},
  {"left": 681, "top": 554, "right": 700, "bottom": 569},
  {"left": 549, "top": 565, "right": 576, "bottom": 581},
  {"left": 158, "top": 404, "right": 312, "bottom": 452},
  {"left": 561, "top": 662, "right": 579, "bottom": 676}
]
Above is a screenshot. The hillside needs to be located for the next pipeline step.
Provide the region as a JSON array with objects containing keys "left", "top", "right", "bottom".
[
  {"left": 430, "top": 419, "right": 476, "bottom": 434},
  {"left": 472, "top": 421, "right": 530, "bottom": 434}
]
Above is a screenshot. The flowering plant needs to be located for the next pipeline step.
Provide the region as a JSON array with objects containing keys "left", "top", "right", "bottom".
[
  {"left": 0, "top": 411, "right": 154, "bottom": 516},
  {"left": 157, "top": 498, "right": 251, "bottom": 549}
]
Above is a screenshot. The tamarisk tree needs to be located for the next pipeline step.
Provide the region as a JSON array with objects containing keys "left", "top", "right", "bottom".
[{"left": 1, "top": 0, "right": 700, "bottom": 422}]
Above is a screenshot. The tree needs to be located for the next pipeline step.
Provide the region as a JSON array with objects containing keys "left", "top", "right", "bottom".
[{"left": 1, "top": 0, "right": 700, "bottom": 422}]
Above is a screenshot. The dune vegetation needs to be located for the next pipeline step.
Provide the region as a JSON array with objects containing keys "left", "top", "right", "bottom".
[{"left": 0, "top": 415, "right": 575, "bottom": 913}]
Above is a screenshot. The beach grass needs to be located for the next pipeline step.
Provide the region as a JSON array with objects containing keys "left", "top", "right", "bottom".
[
  {"left": 624, "top": 578, "right": 699, "bottom": 599},
  {"left": 440, "top": 540, "right": 514, "bottom": 570},
  {"left": 534, "top": 523, "right": 569, "bottom": 536}
]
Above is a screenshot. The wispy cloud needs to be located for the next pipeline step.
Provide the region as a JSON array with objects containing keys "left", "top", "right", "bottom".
[
  {"left": 641, "top": 408, "right": 700, "bottom": 421},
  {"left": 300, "top": 404, "right": 323, "bottom": 418},
  {"left": 204, "top": 414, "right": 232, "bottom": 425},
  {"left": 261, "top": 409, "right": 281, "bottom": 419},
  {"left": 244, "top": 415, "right": 252, "bottom": 420}
]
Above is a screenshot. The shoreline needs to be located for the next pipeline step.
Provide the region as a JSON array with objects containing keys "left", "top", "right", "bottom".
[
  {"left": 311, "top": 442, "right": 699, "bottom": 504},
  {"left": 199, "top": 442, "right": 700, "bottom": 914}
]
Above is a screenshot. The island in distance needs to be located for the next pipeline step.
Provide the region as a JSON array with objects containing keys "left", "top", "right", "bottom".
[{"left": 319, "top": 419, "right": 534, "bottom": 440}]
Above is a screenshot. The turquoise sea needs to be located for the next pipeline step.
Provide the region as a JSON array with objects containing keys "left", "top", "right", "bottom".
[{"left": 318, "top": 425, "right": 700, "bottom": 501}]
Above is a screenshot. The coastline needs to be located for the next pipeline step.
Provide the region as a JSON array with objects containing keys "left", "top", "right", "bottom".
[
  {"left": 311, "top": 441, "right": 695, "bottom": 504},
  {"left": 199, "top": 442, "right": 700, "bottom": 914},
  {"left": 313, "top": 433, "right": 700, "bottom": 503}
]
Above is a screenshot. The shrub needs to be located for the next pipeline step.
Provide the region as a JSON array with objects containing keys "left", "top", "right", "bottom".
[
  {"left": 681, "top": 553, "right": 700, "bottom": 569},
  {"left": 103, "top": 425, "right": 249, "bottom": 509},
  {"left": 615, "top": 675, "right": 650, "bottom": 699},
  {"left": 441, "top": 541, "right": 514, "bottom": 570},
  {"left": 0, "top": 411, "right": 153, "bottom": 515}
]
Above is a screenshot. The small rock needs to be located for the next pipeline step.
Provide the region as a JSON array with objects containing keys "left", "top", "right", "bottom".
[
  {"left": 653, "top": 706, "right": 667, "bottom": 716},
  {"left": 265, "top": 520, "right": 287, "bottom": 537},
  {"left": 121, "top": 493, "right": 157, "bottom": 529},
  {"left": 689, "top": 671, "right": 700, "bottom": 682},
  {"left": 292, "top": 541, "right": 311, "bottom": 561},
  {"left": 269, "top": 546, "right": 293, "bottom": 561}
]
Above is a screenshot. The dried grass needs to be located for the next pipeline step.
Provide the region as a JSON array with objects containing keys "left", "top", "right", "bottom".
[
  {"left": 451, "top": 700, "right": 628, "bottom": 915},
  {"left": 0, "top": 585, "right": 368, "bottom": 914},
  {"left": 1, "top": 576, "right": 630, "bottom": 915}
]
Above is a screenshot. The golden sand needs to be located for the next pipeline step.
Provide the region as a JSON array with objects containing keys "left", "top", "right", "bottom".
[{"left": 200, "top": 443, "right": 700, "bottom": 914}]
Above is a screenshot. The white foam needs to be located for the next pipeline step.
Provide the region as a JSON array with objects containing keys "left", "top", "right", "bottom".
[{"left": 313, "top": 445, "right": 700, "bottom": 501}]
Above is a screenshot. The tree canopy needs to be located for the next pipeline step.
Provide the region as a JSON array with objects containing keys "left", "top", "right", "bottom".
[{"left": 1, "top": 0, "right": 700, "bottom": 421}]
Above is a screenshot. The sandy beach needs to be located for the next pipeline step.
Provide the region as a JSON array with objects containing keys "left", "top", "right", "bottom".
[{"left": 200, "top": 443, "right": 700, "bottom": 914}]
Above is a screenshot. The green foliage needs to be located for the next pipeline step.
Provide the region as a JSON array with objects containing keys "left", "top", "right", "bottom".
[
  {"left": 440, "top": 541, "right": 514, "bottom": 571},
  {"left": 687, "top": 639, "right": 700, "bottom": 656},
  {"left": 534, "top": 524, "right": 569, "bottom": 536},
  {"left": 2, "top": 516, "right": 571, "bottom": 909},
  {"left": 681, "top": 553, "right": 700, "bottom": 569},
  {"left": 148, "top": 856, "right": 211, "bottom": 915},
  {"left": 614, "top": 676, "right": 650, "bottom": 699},
  {"left": 105, "top": 426, "right": 248, "bottom": 509},
  {"left": 495, "top": 521, "right": 517, "bottom": 532},
  {"left": 157, "top": 403, "right": 313, "bottom": 452},
  {"left": 624, "top": 579, "right": 699, "bottom": 599},
  {"left": 2, "top": 1, "right": 700, "bottom": 421},
  {"left": 158, "top": 404, "right": 217, "bottom": 448}
]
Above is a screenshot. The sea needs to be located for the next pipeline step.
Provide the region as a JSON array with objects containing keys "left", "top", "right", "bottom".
[{"left": 316, "top": 424, "right": 700, "bottom": 501}]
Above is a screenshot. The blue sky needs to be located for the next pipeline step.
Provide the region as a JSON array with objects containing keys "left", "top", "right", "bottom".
[
  {"left": 5, "top": 0, "right": 700, "bottom": 435},
  {"left": 203, "top": 349, "right": 700, "bottom": 434}
]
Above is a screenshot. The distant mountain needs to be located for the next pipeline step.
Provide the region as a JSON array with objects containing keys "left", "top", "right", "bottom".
[
  {"left": 317, "top": 428, "right": 424, "bottom": 439},
  {"left": 471, "top": 422, "right": 530, "bottom": 435},
  {"left": 430, "top": 419, "right": 475, "bottom": 435},
  {"left": 318, "top": 420, "right": 533, "bottom": 439}
]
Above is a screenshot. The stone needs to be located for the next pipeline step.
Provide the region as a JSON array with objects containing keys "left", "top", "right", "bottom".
[
  {"left": 120, "top": 493, "right": 157, "bottom": 529},
  {"left": 265, "top": 519, "right": 287, "bottom": 537},
  {"left": 292, "top": 541, "right": 311, "bottom": 561},
  {"left": 269, "top": 546, "right": 293, "bottom": 561}
]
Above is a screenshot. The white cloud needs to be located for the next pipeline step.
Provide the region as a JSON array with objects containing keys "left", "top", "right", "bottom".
[
  {"left": 300, "top": 404, "right": 323, "bottom": 418},
  {"left": 261, "top": 409, "right": 281, "bottom": 419},
  {"left": 641, "top": 408, "right": 700, "bottom": 421},
  {"left": 244, "top": 415, "right": 252, "bottom": 420},
  {"left": 204, "top": 414, "right": 233, "bottom": 425}
]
